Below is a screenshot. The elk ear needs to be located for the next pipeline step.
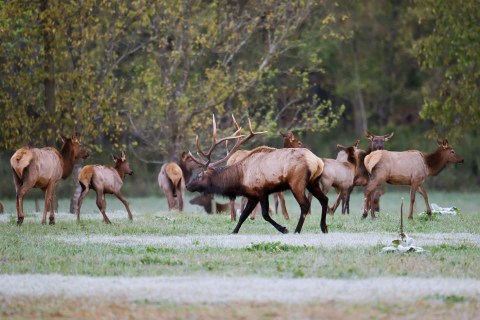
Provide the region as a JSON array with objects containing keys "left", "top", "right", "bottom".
[
  {"left": 384, "top": 132, "right": 394, "bottom": 141},
  {"left": 353, "top": 139, "right": 360, "bottom": 148},
  {"left": 337, "top": 144, "right": 346, "bottom": 151},
  {"left": 59, "top": 133, "right": 67, "bottom": 143},
  {"left": 437, "top": 139, "right": 444, "bottom": 147},
  {"left": 365, "top": 131, "right": 373, "bottom": 141},
  {"left": 112, "top": 154, "right": 119, "bottom": 162},
  {"left": 121, "top": 151, "right": 126, "bottom": 162},
  {"left": 181, "top": 151, "right": 187, "bottom": 160},
  {"left": 71, "top": 134, "right": 79, "bottom": 143},
  {"left": 442, "top": 139, "right": 449, "bottom": 149}
]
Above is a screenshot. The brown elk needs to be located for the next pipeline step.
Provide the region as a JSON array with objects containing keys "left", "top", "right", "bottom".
[
  {"left": 190, "top": 193, "right": 242, "bottom": 214},
  {"left": 10, "top": 134, "right": 89, "bottom": 225},
  {"left": 186, "top": 115, "right": 328, "bottom": 234},
  {"left": 319, "top": 141, "right": 359, "bottom": 215},
  {"left": 226, "top": 149, "right": 283, "bottom": 221},
  {"left": 338, "top": 131, "right": 394, "bottom": 214},
  {"left": 363, "top": 139, "right": 464, "bottom": 219},
  {"left": 76, "top": 151, "right": 133, "bottom": 223},
  {"left": 158, "top": 152, "right": 203, "bottom": 211},
  {"left": 0, "top": 201, "right": 3, "bottom": 214}
]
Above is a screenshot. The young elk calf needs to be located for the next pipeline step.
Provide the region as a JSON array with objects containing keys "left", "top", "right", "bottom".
[
  {"left": 186, "top": 115, "right": 328, "bottom": 234},
  {"left": 319, "top": 141, "right": 359, "bottom": 215},
  {"left": 10, "top": 134, "right": 89, "bottom": 225},
  {"left": 158, "top": 152, "right": 202, "bottom": 211},
  {"left": 363, "top": 139, "right": 464, "bottom": 219},
  {"left": 76, "top": 151, "right": 133, "bottom": 223}
]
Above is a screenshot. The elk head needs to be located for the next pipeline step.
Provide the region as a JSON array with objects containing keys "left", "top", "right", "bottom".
[
  {"left": 186, "top": 114, "right": 266, "bottom": 194},
  {"left": 337, "top": 141, "right": 359, "bottom": 168},
  {"left": 437, "top": 139, "right": 464, "bottom": 164},
  {"left": 113, "top": 151, "right": 133, "bottom": 175},
  {"left": 365, "top": 131, "right": 394, "bottom": 151},
  {"left": 60, "top": 133, "right": 89, "bottom": 159},
  {"left": 280, "top": 131, "right": 309, "bottom": 149}
]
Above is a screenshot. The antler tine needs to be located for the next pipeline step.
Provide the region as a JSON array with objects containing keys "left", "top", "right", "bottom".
[{"left": 188, "top": 150, "right": 208, "bottom": 168}]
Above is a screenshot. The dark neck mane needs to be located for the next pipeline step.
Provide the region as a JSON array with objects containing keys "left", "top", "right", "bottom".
[
  {"left": 425, "top": 147, "right": 447, "bottom": 176},
  {"left": 60, "top": 143, "right": 76, "bottom": 179},
  {"left": 115, "top": 163, "right": 126, "bottom": 180}
]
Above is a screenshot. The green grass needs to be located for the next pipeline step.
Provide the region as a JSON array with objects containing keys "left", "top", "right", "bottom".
[{"left": 0, "top": 191, "right": 479, "bottom": 279}]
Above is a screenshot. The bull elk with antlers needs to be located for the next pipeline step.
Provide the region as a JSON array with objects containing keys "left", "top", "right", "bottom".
[
  {"left": 76, "top": 151, "right": 133, "bottom": 223},
  {"left": 186, "top": 115, "right": 328, "bottom": 234},
  {"left": 10, "top": 134, "right": 89, "bottom": 225}
]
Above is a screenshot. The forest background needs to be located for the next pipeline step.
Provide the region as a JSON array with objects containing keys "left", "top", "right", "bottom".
[{"left": 0, "top": 0, "right": 478, "bottom": 201}]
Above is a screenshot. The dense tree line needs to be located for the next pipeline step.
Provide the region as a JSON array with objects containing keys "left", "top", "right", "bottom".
[{"left": 0, "top": 0, "right": 478, "bottom": 197}]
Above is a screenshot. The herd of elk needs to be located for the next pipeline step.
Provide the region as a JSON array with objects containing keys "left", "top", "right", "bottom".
[
  {"left": 185, "top": 115, "right": 329, "bottom": 234},
  {"left": 158, "top": 152, "right": 202, "bottom": 211},
  {"left": 363, "top": 139, "right": 464, "bottom": 219},
  {"left": 5, "top": 116, "right": 464, "bottom": 227},
  {"left": 337, "top": 131, "right": 394, "bottom": 214},
  {"left": 10, "top": 134, "right": 89, "bottom": 225},
  {"left": 76, "top": 151, "right": 133, "bottom": 223}
]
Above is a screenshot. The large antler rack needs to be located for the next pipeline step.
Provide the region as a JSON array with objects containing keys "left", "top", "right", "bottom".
[{"left": 188, "top": 114, "right": 267, "bottom": 168}]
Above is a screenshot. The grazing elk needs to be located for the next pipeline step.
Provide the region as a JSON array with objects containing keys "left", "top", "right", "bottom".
[
  {"left": 186, "top": 115, "right": 328, "bottom": 234},
  {"left": 158, "top": 152, "right": 202, "bottom": 211},
  {"left": 76, "top": 151, "right": 133, "bottom": 223},
  {"left": 363, "top": 139, "right": 463, "bottom": 219},
  {"left": 10, "top": 134, "right": 89, "bottom": 225},
  {"left": 319, "top": 141, "right": 359, "bottom": 215},
  {"left": 190, "top": 193, "right": 242, "bottom": 214},
  {"left": 338, "top": 131, "right": 394, "bottom": 214}
]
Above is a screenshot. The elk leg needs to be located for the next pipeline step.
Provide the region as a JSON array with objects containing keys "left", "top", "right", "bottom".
[
  {"left": 259, "top": 197, "right": 288, "bottom": 234},
  {"left": 409, "top": 185, "right": 419, "bottom": 219},
  {"left": 362, "top": 183, "right": 377, "bottom": 219},
  {"left": 47, "top": 185, "right": 57, "bottom": 225},
  {"left": 330, "top": 190, "right": 343, "bottom": 215},
  {"left": 307, "top": 180, "right": 329, "bottom": 234},
  {"left": 95, "top": 190, "right": 111, "bottom": 224},
  {"left": 76, "top": 183, "right": 89, "bottom": 222},
  {"left": 277, "top": 192, "right": 289, "bottom": 220},
  {"left": 273, "top": 193, "right": 279, "bottom": 214},
  {"left": 15, "top": 184, "right": 29, "bottom": 226},
  {"left": 229, "top": 197, "right": 236, "bottom": 221},
  {"left": 114, "top": 192, "right": 133, "bottom": 221},
  {"left": 232, "top": 198, "right": 258, "bottom": 234},
  {"left": 343, "top": 186, "right": 354, "bottom": 214},
  {"left": 417, "top": 186, "right": 431, "bottom": 216},
  {"left": 176, "top": 185, "right": 184, "bottom": 212}
]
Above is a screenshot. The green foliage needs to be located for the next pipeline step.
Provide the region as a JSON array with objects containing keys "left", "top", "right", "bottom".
[{"left": 414, "top": 0, "right": 480, "bottom": 138}]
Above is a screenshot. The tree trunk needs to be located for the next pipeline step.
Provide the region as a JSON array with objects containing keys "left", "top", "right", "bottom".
[
  {"left": 351, "top": 39, "right": 367, "bottom": 135},
  {"left": 40, "top": 0, "right": 55, "bottom": 115},
  {"left": 69, "top": 163, "right": 82, "bottom": 214}
]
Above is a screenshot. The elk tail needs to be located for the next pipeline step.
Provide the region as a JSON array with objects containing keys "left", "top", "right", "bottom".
[
  {"left": 165, "top": 163, "right": 183, "bottom": 188},
  {"left": 10, "top": 148, "right": 33, "bottom": 179},
  {"left": 78, "top": 165, "right": 94, "bottom": 189},
  {"left": 364, "top": 150, "right": 383, "bottom": 174}
]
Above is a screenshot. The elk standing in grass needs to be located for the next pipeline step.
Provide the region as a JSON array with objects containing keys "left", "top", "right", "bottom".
[
  {"left": 158, "top": 152, "right": 202, "bottom": 211},
  {"left": 363, "top": 139, "right": 463, "bottom": 219},
  {"left": 76, "top": 151, "right": 133, "bottom": 223},
  {"left": 319, "top": 142, "right": 359, "bottom": 215},
  {"left": 186, "top": 115, "right": 328, "bottom": 234},
  {"left": 338, "top": 131, "right": 394, "bottom": 214},
  {"left": 10, "top": 134, "right": 89, "bottom": 225}
]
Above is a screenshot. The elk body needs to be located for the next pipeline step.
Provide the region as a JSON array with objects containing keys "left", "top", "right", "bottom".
[
  {"left": 338, "top": 131, "right": 394, "bottom": 214},
  {"left": 319, "top": 142, "right": 359, "bottom": 215},
  {"left": 10, "top": 134, "right": 89, "bottom": 225},
  {"left": 158, "top": 152, "right": 202, "bottom": 211},
  {"left": 76, "top": 151, "right": 133, "bottom": 223},
  {"left": 363, "top": 139, "right": 464, "bottom": 219},
  {"left": 186, "top": 115, "right": 328, "bottom": 234},
  {"left": 226, "top": 149, "right": 285, "bottom": 221}
]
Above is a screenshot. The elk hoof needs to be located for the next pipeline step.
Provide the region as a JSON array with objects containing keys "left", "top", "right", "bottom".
[
  {"left": 16, "top": 218, "right": 24, "bottom": 226},
  {"left": 361, "top": 214, "right": 368, "bottom": 219},
  {"left": 49, "top": 219, "right": 55, "bottom": 225},
  {"left": 321, "top": 225, "right": 328, "bottom": 234},
  {"left": 281, "top": 227, "right": 289, "bottom": 234}
]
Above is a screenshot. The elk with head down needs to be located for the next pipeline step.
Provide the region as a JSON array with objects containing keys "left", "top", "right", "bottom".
[
  {"left": 10, "top": 134, "right": 89, "bottom": 225},
  {"left": 76, "top": 151, "right": 133, "bottom": 223},
  {"left": 158, "top": 152, "right": 202, "bottom": 211},
  {"left": 363, "top": 139, "right": 464, "bottom": 219},
  {"left": 186, "top": 115, "right": 328, "bottom": 234},
  {"left": 337, "top": 131, "right": 394, "bottom": 214}
]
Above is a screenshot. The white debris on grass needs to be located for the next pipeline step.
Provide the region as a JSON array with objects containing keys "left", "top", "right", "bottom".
[
  {"left": 381, "top": 234, "right": 426, "bottom": 253},
  {"left": 50, "top": 232, "right": 480, "bottom": 249},
  {"left": 430, "top": 203, "right": 460, "bottom": 215},
  {"left": 0, "top": 274, "right": 479, "bottom": 304}
]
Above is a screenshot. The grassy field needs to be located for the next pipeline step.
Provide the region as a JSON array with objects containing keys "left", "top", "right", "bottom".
[{"left": 1, "top": 190, "right": 479, "bottom": 319}]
